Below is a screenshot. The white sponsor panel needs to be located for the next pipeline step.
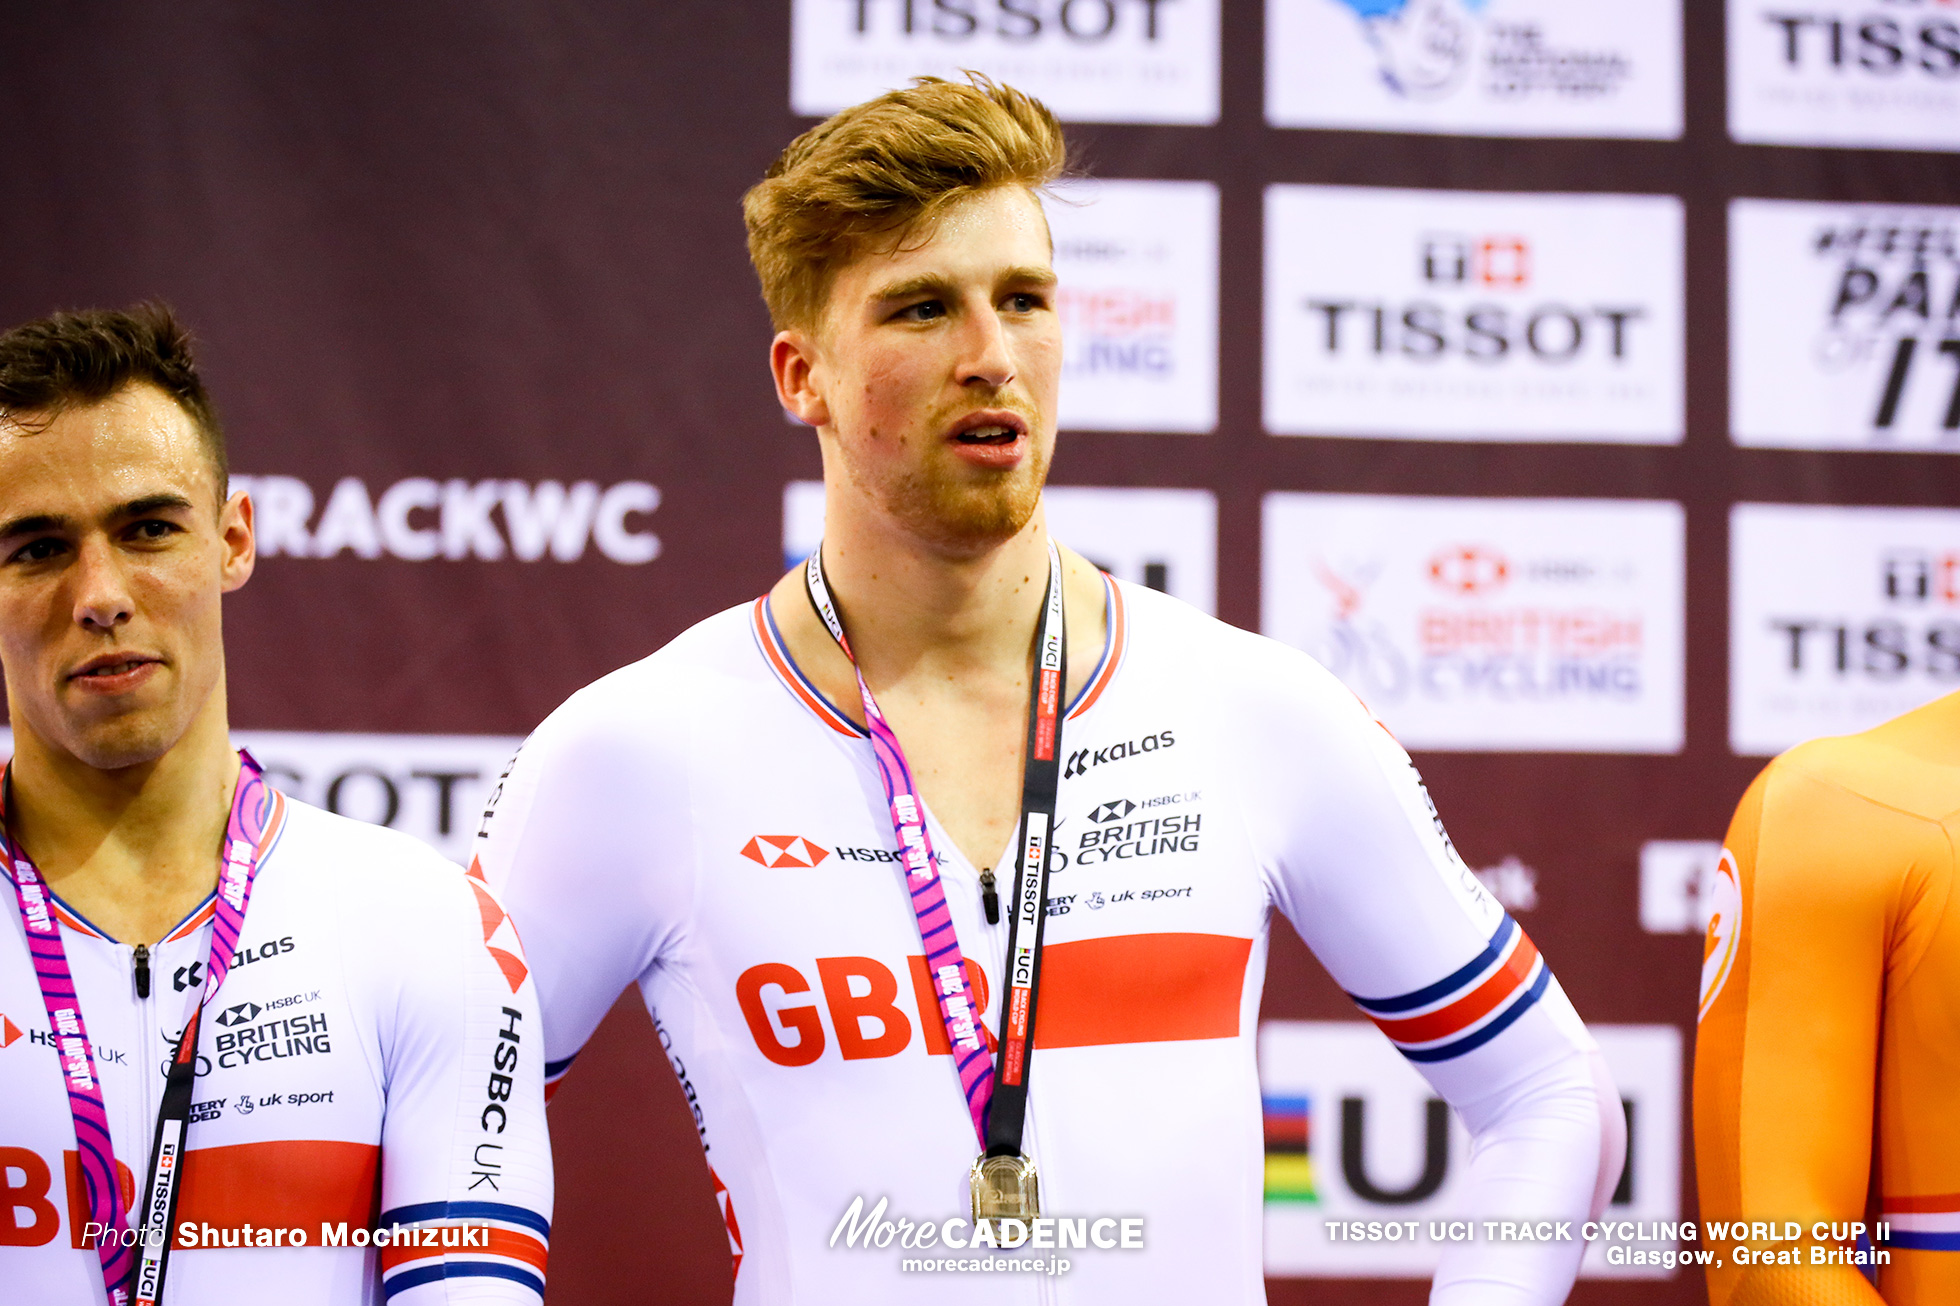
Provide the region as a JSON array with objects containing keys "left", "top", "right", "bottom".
[
  {"left": 1262, "top": 495, "right": 1685, "bottom": 752},
  {"left": 783, "top": 480, "right": 1216, "bottom": 612},
  {"left": 1729, "top": 0, "right": 1960, "bottom": 151},
  {"left": 1043, "top": 179, "right": 1218, "bottom": 433},
  {"left": 0, "top": 729, "right": 519, "bottom": 865},
  {"left": 1260, "top": 1021, "right": 1682, "bottom": 1278},
  {"left": 1730, "top": 504, "right": 1960, "bottom": 755},
  {"left": 790, "top": 0, "right": 1219, "bottom": 124},
  {"left": 1638, "top": 840, "right": 1727, "bottom": 935},
  {"left": 229, "top": 475, "right": 661, "bottom": 563},
  {"left": 1731, "top": 199, "right": 1960, "bottom": 452},
  {"left": 1266, "top": 0, "right": 1682, "bottom": 139},
  {"left": 1264, "top": 187, "right": 1684, "bottom": 443}
]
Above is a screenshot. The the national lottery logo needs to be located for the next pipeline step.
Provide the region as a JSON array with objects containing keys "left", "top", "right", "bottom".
[
  {"left": 1731, "top": 201, "right": 1960, "bottom": 451},
  {"left": 1328, "top": 0, "right": 1633, "bottom": 101},
  {"left": 1268, "top": 0, "right": 1679, "bottom": 141}
]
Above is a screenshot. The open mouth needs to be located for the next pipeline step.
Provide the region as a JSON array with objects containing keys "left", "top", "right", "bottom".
[
  {"left": 69, "top": 656, "right": 161, "bottom": 685},
  {"left": 956, "top": 425, "right": 1020, "bottom": 446}
]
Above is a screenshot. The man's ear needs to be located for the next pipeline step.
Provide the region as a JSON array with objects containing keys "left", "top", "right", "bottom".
[
  {"left": 771, "top": 329, "right": 832, "bottom": 429},
  {"left": 218, "top": 488, "right": 256, "bottom": 593}
]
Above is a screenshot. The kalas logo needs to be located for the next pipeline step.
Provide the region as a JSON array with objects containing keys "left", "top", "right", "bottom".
[
  {"left": 1427, "top": 546, "right": 1510, "bottom": 596},
  {"left": 740, "top": 835, "right": 832, "bottom": 869},
  {"left": 214, "top": 1002, "right": 262, "bottom": 1028},
  {"left": 1088, "top": 799, "right": 1137, "bottom": 824}
]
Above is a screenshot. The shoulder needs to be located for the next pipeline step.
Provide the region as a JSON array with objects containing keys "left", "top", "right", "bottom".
[
  {"left": 269, "top": 796, "right": 473, "bottom": 913},
  {"left": 523, "top": 599, "right": 764, "bottom": 763},
  {"left": 1115, "top": 579, "right": 1378, "bottom": 727},
  {"left": 1765, "top": 691, "right": 1960, "bottom": 828}
]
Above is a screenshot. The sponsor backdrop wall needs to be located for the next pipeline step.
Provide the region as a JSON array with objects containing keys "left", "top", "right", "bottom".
[{"left": 2, "top": 4, "right": 1957, "bottom": 1303}]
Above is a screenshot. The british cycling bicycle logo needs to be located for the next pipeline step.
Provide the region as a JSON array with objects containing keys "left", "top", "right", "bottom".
[
  {"left": 1338, "top": 0, "right": 1489, "bottom": 98},
  {"left": 1308, "top": 554, "right": 1412, "bottom": 701}
]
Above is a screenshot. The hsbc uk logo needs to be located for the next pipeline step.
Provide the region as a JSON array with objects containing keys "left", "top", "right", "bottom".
[
  {"left": 215, "top": 1002, "right": 263, "bottom": 1029},
  {"left": 1427, "top": 546, "right": 1509, "bottom": 596},
  {"left": 1088, "top": 799, "right": 1137, "bottom": 824},
  {"left": 740, "top": 836, "right": 831, "bottom": 869}
]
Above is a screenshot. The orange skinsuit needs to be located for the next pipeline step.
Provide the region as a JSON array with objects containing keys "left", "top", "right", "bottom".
[{"left": 1695, "top": 690, "right": 1960, "bottom": 1305}]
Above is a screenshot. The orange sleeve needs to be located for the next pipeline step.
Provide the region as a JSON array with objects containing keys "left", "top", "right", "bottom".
[{"left": 1694, "top": 757, "right": 1891, "bottom": 1306}]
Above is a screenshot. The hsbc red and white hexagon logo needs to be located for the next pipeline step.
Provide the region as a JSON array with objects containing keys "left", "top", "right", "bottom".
[
  {"left": 1427, "top": 545, "right": 1510, "bottom": 596},
  {"left": 740, "top": 836, "right": 830, "bottom": 869}
]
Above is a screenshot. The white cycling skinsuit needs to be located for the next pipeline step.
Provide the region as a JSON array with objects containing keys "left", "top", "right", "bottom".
[
  {"left": 1, "top": 784, "right": 553, "bottom": 1304},
  {"left": 478, "top": 576, "right": 1622, "bottom": 1303}
]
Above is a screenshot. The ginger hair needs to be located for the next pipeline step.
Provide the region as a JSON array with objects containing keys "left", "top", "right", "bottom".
[{"left": 743, "top": 73, "right": 1067, "bottom": 333}]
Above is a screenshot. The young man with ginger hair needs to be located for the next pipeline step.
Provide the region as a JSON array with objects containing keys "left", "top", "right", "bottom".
[{"left": 481, "top": 76, "right": 1620, "bottom": 1303}]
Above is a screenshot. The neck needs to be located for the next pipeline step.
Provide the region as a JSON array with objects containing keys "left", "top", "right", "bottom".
[
  {"left": 818, "top": 497, "right": 1057, "bottom": 683},
  {"left": 4, "top": 688, "right": 238, "bottom": 945}
]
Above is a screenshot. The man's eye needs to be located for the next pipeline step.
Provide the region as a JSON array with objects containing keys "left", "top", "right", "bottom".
[
  {"left": 898, "top": 300, "right": 946, "bottom": 322},
  {"left": 1004, "top": 292, "right": 1045, "bottom": 313},
  {"left": 8, "top": 538, "right": 66, "bottom": 565},
  {"left": 129, "top": 520, "right": 180, "bottom": 542}
]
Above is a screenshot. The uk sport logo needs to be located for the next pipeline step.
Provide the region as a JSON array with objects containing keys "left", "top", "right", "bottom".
[{"left": 740, "top": 836, "right": 832, "bottom": 869}]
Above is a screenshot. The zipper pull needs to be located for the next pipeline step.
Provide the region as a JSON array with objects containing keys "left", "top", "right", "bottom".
[
  {"left": 133, "top": 943, "right": 151, "bottom": 999},
  {"left": 979, "top": 869, "right": 1000, "bottom": 925}
]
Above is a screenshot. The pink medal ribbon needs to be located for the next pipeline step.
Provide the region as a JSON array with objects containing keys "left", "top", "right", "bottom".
[
  {"left": 802, "top": 548, "right": 1068, "bottom": 1146},
  {"left": 1, "top": 750, "right": 275, "bottom": 1306}
]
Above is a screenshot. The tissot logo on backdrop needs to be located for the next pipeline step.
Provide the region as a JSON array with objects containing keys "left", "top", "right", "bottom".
[
  {"left": 1265, "top": 0, "right": 1682, "bottom": 139},
  {"left": 1729, "top": 503, "right": 1960, "bottom": 755},
  {"left": 1262, "top": 494, "right": 1685, "bottom": 753},
  {"left": 789, "top": 0, "right": 1220, "bottom": 123},
  {"left": 1263, "top": 187, "right": 1684, "bottom": 443},
  {"left": 242, "top": 732, "right": 520, "bottom": 863},
  {"left": 0, "top": 729, "right": 518, "bottom": 865},
  {"left": 1260, "top": 1022, "right": 1679, "bottom": 1280},
  {"left": 1730, "top": 199, "right": 1960, "bottom": 452},
  {"left": 1042, "top": 179, "right": 1218, "bottom": 434},
  {"left": 783, "top": 481, "right": 1218, "bottom": 613},
  {"left": 228, "top": 475, "right": 661, "bottom": 562},
  {"left": 1728, "top": 0, "right": 1960, "bottom": 150}
]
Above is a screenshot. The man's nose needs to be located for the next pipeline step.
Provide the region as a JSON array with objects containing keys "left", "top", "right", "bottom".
[
  {"left": 72, "top": 539, "right": 135, "bottom": 632},
  {"left": 957, "top": 305, "right": 1017, "bottom": 390}
]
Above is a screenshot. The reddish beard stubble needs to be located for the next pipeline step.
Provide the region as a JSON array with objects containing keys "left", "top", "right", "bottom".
[{"left": 847, "top": 419, "right": 1051, "bottom": 556}]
